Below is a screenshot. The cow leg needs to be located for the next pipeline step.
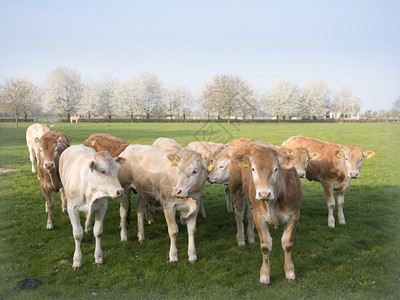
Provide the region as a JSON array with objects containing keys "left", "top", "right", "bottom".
[
  {"left": 186, "top": 212, "right": 198, "bottom": 263},
  {"left": 60, "top": 188, "right": 67, "bottom": 213},
  {"left": 337, "top": 191, "right": 346, "bottom": 225},
  {"left": 281, "top": 215, "right": 299, "bottom": 282},
  {"left": 199, "top": 196, "right": 207, "bottom": 218},
  {"left": 28, "top": 146, "right": 36, "bottom": 173},
  {"left": 253, "top": 210, "right": 272, "bottom": 286},
  {"left": 93, "top": 198, "right": 108, "bottom": 266},
  {"left": 245, "top": 197, "right": 255, "bottom": 244},
  {"left": 119, "top": 189, "right": 130, "bottom": 241},
  {"left": 136, "top": 196, "right": 147, "bottom": 243},
  {"left": 145, "top": 205, "right": 154, "bottom": 225},
  {"left": 41, "top": 182, "right": 55, "bottom": 230},
  {"left": 68, "top": 203, "right": 83, "bottom": 270},
  {"left": 322, "top": 182, "right": 335, "bottom": 228},
  {"left": 224, "top": 184, "right": 233, "bottom": 213},
  {"left": 232, "top": 190, "right": 246, "bottom": 246},
  {"left": 84, "top": 203, "right": 93, "bottom": 233},
  {"left": 164, "top": 207, "right": 179, "bottom": 263}
]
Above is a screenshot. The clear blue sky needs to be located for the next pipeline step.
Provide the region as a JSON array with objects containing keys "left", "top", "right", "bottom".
[{"left": 1, "top": 0, "right": 399, "bottom": 111}]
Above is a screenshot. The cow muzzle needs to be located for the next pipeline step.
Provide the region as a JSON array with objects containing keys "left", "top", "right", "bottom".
[
  {"left": 172, "top": 187, "right": 187, "bottom": 198},
  {"left": 113, "top": 189, "right": 124, "bottom": 198},
  {"left": 44, "top": 161, "right": 55, "bottom": 170},
  {"left": 349, "top": 171, "right": 360, "bottom": 179},
  {"left": 256, "top": 190, "right": 274, "bottom": 201},
  {"left": 207, "top": 176, "right": 215, "bottom": 184},
  {"left": 297, "top": 170, "right": 306, "bottom": 178}
]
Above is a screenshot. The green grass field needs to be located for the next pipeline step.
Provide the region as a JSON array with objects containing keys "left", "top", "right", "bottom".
[{"left": 0, "top": 122, "right": 399, "bottom": 299}]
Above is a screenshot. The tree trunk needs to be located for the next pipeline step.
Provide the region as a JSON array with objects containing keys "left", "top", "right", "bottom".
[
  {"left": 108, "top": 115, "right": 112, "bottom": 120},
  {"left": 228, "top": 111, "right": 231, "bottom": 125},
  {"left": 183, "top": 113, "right": 186, "bottom": 120},
  {"left": 146, "top": 113, "right": 150, "bottom": 119},
  {"left": 15, "top": 113, "right": 19, "bottom": 128},
  {"left": 24, "top": 113, "right": 28, "bottom": 121}
]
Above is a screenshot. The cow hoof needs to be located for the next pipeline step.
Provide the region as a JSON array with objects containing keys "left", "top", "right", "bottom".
[
  {"left": 248, "top": 239, "right": 255, "bottom": 244},
  {"left": 138, "top": 240, "right": 144, "bottom": 244},
  {"left": 328, "top": 222, "right": 335, "bottom": 228},
  {"left": 339, "top": 220, "right": 346, "bottom": 225},
  {"left": 170, "top": 261, "right": 178, "bottom": 265},
  {"left": 261, "top": 282, "right": 271, "bottom": 288},
  {"left": 238, "top": 242, "right": 246, "bottom": 247},
  {"left": 189, "top": 260, "right": 197, "bottom": 265},
  {"left": 147, "top": 220, "right": 154, "bottom": 225},
  {"left": 46, "top": 225, "right": 54, "bottom": 231},
  {"left": 96, "top": 262, "right": 103, "bottom": 267},
  {"left": 72, "top": 266, "right": 81, "bottom": 271}
]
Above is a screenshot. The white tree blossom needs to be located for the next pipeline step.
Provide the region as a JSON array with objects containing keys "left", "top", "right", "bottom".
[
  {"left": 79, "top": 79, "right": 101, "bottom": 118},
  {"left": 165, "top": 85, "right": 192, "bottom": 119},
  {"left": 332, "top": 85, "right": 361, "bottom": 119},
  {"left": 43, "top": 67, "right": 82, "bottom": 119},
  {"left": 300, "top": 79, "right": 330, "bottom": 118},
  {"left": 133, "top": 73, "right": 163, "bottom": 119},
  {"left": 97, "top": 75, "right": 121, "bottom": 119},
  {"left": 265, "top": 77, "right": 299, "bottom": 119}
]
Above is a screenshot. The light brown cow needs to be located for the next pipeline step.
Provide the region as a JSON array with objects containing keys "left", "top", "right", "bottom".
[
  {"left": 228, "top": 137, "right": 319, "bottom": 178},
  {"left": 26, "top": 123, "right": 53, "bottom": 173},
  {"left": 282, "top": 135, "right": 375, "bottom": 228},
  {"left": 153, "top": 137, "right": 208, "bottom": 218},
  {"left": 118, "top": 144, "right": 208, "bottom": 263},
  {"left": 229, "top": 142, "right": 302, "bottom": 285},
  {"left": 59, "top": 145, "right": 125, "bottom": 270},
  {"left": 35, "top": 130, "right": 70, "bottom": 230},
  {"left": 84, "top": 133, "right": 157, "bottom": 224}
]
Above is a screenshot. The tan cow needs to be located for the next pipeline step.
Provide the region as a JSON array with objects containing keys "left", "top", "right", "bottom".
[
  {"left": 282, "top": 135, "right": 375, "bottom": 228},
  {"left": 84, "top": 133, "right": 157, "bottom": 224},
  {"left": 35, "top": 130, "right": 70, "bottom": 230},
  {"left": 118, "top": 145, "right": 208, "bottom": 263},
  {"left": 228, "top": 137, "right": 319, "bottom": 178},
  {"left": 153, "top": 137, "right": 208, "bottom": 218},
  {"left": 59, "top": 145, "right": 125, "bottom": 270},
  {"left": 26, "top": 123, "right": 53, "bottom": 173},
  {"left": 229, "top": 142, "right": 302, "bottom": 285}
]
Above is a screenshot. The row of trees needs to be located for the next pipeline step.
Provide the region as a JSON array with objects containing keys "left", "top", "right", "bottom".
[{"left": 1, "top": 67, "right": 397, "bottom": 127}]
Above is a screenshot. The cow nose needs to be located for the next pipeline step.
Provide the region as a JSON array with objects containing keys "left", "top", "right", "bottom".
[
  {"left": 297, "top": 170, "right": 306, "bottom": 178},
  {"left": 350, "top": 172, "right": 359, "bottom": 178},
  {"left": 172, "top": 188, "right": 183, "bottom": 197},
  {"left": 257, "top": 191, "right": 271, "bottom": 200},
  {"left": 44, "top": 162, "right": 55, "bottom": 169},
  {"left": 115, "top": 189, "right": 124, "bottom": 198}
]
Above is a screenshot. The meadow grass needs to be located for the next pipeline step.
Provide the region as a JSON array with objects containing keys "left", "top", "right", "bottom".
[{"left": 0, "top": 121, "right": 399, "bottom": 299}]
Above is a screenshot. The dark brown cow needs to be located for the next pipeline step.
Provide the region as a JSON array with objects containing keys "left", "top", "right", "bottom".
[
  {"left": 282, "top": 135, "right": 375, "bottom": 228},
  {"left": 229, "top": 142, "right": 302, "bottom": 285},
  {"left": 35, "top": 130, "right": 70, "bottom": 230}
]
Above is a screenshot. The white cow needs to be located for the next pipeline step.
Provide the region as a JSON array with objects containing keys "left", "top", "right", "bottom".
[
  {"left": 59, "top": 145, "right": 125, "bottom": 270},
  {"left": 26, "top": 123, "right": 53, "bottom": 173},
  {"left": 118, "top": 144, "right": 208, "bottom": 263}
]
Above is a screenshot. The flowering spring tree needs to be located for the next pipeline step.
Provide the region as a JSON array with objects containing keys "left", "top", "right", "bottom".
[
  {"left": 265, "top": 77, "right": 299, "bottom": 120},
  {"left": 300, "top": 79, "right": 330, "bottom": 118},
  {"left": 332, "top": 85, "right": 361, "bottom": 120}
]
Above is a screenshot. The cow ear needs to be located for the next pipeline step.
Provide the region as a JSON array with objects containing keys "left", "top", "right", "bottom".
[
  {"left": 233, "top": 154, "right": 250, "bottom": 168},
  {"left": 206, "top": 159, "right": 214, "bottom": 172},
  {"left": 279, "top": 154, "right": 296, "bottom": 169},
  {"left": 333, "top": 149, "right": 345, "bottom": 159},
  {"left": 363, "top": 150, "right": 375, "bottom": 159},
  {"left": 310, "top": 152, "right": 320, "bottom": 160},
  {"left": 167, "top": 154, "right": 181, "bottom": 166},
  {"left": 115, "top": 157, "right": 126, "bottom": 166},
  {"left": 89, "top": 161, "right": 95, "bottom": 173},
  {"left": 35, "top": 137, "right": 40, "bottom": 147}
]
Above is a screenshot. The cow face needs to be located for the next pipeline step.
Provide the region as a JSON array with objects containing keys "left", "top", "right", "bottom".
[
  {"left": 168, "top": 151, "right": 207, "bottom": 198},
  {"left": 233, "top": 148, "right": 296, "bottom": 201},
  {"left": 88, "top": 151, "right": 125, "bottom": 199},
  {"left": 341, "top": 146, "right": 375, "bottom": 179},
  {"left": 35, "top": 136, "right": 62, "bottom": 170},
  {"left": 207, "top": 155, "right": 230, "bottom": 184}
]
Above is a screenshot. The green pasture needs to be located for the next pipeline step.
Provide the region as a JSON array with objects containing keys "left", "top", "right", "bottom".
[{"left": 0, "top": 122, "right": 399, "bottom": 299}]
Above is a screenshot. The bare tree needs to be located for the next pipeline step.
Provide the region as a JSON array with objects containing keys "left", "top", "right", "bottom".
[
  {"left": 43, "top": 67, "right": 82, "bottom": 120},
  {"left": 0, "top": 77, "right": 36, "bottom": 127},
  {"left": 332, "top": 85, "right": 361, "bottom": 120},
  {"left": 300, "top": 79, "right": 330, "bottom": 118},
  {"left": 265, "top": 77, "right": 299, "bottom": 120},
  {"left": 165, "top": 85, "right": 192, "bottom": 119}
]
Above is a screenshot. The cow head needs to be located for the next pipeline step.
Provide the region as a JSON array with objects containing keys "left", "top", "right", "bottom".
[
  {"left": 207, "top": 154, "right": 231, "bottom": 184},
  {"left": 339, "top": 146, "right": 375, "bottom": 179},
  {"left": 168, "top": 150, "right": 207, "bottom": 198},
  {"left": 88, "top": 151, "right": 125, "bottom": 199},
  {"left": 35, "top": 135, "right": 63, "bottom": 170},
  {"left": 233, "top": 147, "right": 296, "bottom": 201}
]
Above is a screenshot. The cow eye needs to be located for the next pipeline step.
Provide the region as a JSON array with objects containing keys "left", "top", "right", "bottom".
[
  {"left": 219, "top": 165, "right": 224, "bottom": 169},
  {"left": 192, "top": 169, "right": 198, "bottom": 175},
  {"left": 273, "top": 167, "right": 278, "bottom": 173},
  {"left": 100, "top": 169, "right": 106, "bottom": 174},
  {"left": 251, "top": 167, "right": 255, "bottom": 172}
]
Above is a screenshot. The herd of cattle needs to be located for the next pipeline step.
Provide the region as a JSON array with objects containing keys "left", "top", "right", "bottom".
[{"left": 25, "top": 123, "right": 375, "bottom": 285}]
